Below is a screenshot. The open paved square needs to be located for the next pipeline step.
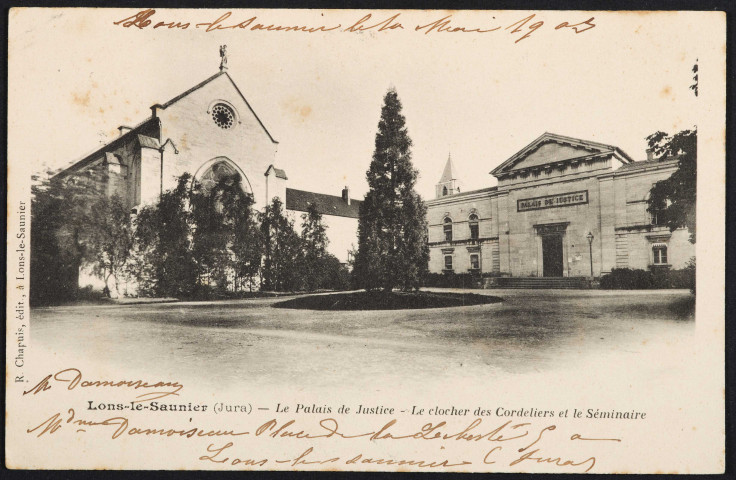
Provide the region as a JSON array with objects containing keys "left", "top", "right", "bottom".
[{"left": 31, "top": 289, "right": 694, "bottom": 394}]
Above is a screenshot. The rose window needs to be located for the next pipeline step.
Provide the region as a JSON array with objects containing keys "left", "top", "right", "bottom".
[{"left": 211, "top": 104, "right": 235, "bottom": 129}]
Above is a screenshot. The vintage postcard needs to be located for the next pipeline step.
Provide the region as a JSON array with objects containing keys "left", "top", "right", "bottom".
[{"left": 6, "top": 8, "right": 725, "bottom": 472}]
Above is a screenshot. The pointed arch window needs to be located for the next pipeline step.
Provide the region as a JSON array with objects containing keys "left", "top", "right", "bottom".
[
  {"left": 199, "top": 161, "right": 240, "bottom": 191},
  {"left": 443, "top": 217, "right": 453, "bottom": 242},
  {"left": 194, "top": 158, "right": 253, "bottom": 197}
]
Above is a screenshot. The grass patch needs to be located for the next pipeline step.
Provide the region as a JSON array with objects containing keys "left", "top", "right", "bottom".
[{"left": 272, "top": 291, "right": 503, "bottom": 311}]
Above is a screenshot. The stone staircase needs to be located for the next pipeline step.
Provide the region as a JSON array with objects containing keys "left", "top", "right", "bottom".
[{"left": 488, "top": 276, "right": 591, "bottom": 289}]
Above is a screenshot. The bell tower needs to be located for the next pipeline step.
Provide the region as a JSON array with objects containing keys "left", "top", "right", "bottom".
[{"left": 435, "top": 153, "right": 460, "bottom": 198}]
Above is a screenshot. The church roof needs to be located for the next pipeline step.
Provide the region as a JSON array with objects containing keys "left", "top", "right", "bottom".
[
  {"left": 104, "top": 152, "right": 122, "bottom": 165},
  {"left": 55, "top": 70, "right": 278, "bottom": 179},
  {"left": 286, "top": 188, "right": 362, "bottom": 219},
  {"left": 490, "top": 132, "right": 634, "bottom": 176},
  {"left": 439, "top": 154, "right": 457, "bottom": 183},
  {"left": 136, "top": 135, "right": 160, "bottom": 149},
  {"left": 265, "top": 164, "right": 288, "bottom": 180},
  {"left": 54, "top": 117, "right": 160, "bottom": 178}
]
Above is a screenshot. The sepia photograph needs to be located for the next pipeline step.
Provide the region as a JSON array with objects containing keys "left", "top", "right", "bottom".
[{"left": 6, "top": 8, "right": 725, "bottom": 473}]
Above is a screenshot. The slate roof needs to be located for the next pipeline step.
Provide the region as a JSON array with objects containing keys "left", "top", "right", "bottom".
[
  {"left": 615, "top": 157, "right": 680, "bottom": 173},
  {"left": 286, "top": 188, "right": 362, "bottom": 219},
  {"left": 439, "top": 154, "right": 457, "bottom": 183},
  {"left": 54, "top": 117, "right": 159, "bottom": 178},
  {"left": 265, "top": 164, "right": 288, "bottom": 180},
  {"left": 136, "top": 134, "right": 160, "bottom": 149}
]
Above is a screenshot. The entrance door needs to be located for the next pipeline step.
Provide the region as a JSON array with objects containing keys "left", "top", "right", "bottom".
[{"left": 542, "top": 234, "right": 564, "bottom": 277}]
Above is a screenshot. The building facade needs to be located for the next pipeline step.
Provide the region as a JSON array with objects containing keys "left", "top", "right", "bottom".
[{"left": 426, "top": 133, "right": 694, "bottom": 278}]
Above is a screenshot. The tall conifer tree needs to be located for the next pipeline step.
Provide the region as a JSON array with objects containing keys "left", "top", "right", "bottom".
[{"left": 355, "top": 88, "right": 429, "bottom": 292}]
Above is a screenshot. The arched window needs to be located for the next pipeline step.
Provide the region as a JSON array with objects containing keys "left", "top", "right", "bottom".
[
  {"left": 443, "top": 217, "right": 453, "bottom": 242},
  {"left": 442, "top": 186, "right": 448, "bottom": 196},
  {"left": 194, "top": 157, "right": 252, "bottom": 195},
  {"left": 469, "top": 214, "right": 479, "bottom": 240},
  {"left": 199, "top": 161, "right": 239, "bottom": 191}
]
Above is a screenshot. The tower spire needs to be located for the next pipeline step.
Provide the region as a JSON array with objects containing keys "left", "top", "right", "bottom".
[
  {"left": 436, "top": 152, "right": 461, "bottom": 198},
  {"left": 439, "top": 152, "right": 456, "bottom": 184}
]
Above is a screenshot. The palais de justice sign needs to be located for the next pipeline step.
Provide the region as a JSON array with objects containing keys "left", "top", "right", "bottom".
[{"left": 517, "top": 190, "right": 589, "bottom": 212}]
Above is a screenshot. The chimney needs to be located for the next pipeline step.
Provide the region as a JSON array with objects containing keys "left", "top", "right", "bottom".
[
  {"left": 118, "top": 126, "right": 133, "bottom": 137},
  {"left": 150, "top": 104, "right": 164, "bottom": 118},
  {"left": 646, "top": 148, "right": 654, "bottom": 161},
  {"left": 342, "top": 186, "right": 350, "bottom": 205}
]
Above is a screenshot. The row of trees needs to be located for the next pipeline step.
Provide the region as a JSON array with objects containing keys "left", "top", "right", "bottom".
[
  {"left": 30, "top": 87, "right": 429, "bottom": 306},
  {"left": 31, "top": 169, "right": 349, "bottom": 305},
  {"left": 31, "top": 86, "right": 696, "bottom": 305}
]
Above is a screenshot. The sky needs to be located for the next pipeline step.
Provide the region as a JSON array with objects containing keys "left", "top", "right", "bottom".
[{"left": 9, "top": 8, "right": 709, "bottom": 200}]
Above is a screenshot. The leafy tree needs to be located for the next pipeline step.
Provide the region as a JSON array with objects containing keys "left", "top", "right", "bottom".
[
  {"left": 133, "top": 174, "right": 198, "bottom": 297},
  {"left": 300, "top": 203, "right": 329, "bottom": 290},
  {"left": 646, "top": 128, "right": 697, "bottom": 243},
  {"left": 297, "top": 203, "right": 351, "bottom": 291},
  {"left": 30, "top": 169, "right": 108, "bottom": 305},
  {"left": 229, "top": 185, "right": 263, "bottom": 293},
  {"left": 354, "top": 88, "right": 429, "bottom": 292},
  {"left": 301, "top": 203, "right": 328, "bottom": 256},
  {"left": 190, "top": 172, "right": 262, "bottom": 293},
  {"left": 86, "top": 194, "right": 135, "bottom": 297},
  {"left": 260, "top": 197, "right": 304, "bottom": 291},
  {"left": 190, "top": 176, "right": 236, "bottom": 291}
]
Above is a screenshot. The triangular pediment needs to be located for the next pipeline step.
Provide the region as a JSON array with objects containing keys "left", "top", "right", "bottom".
[
  {"left": 509, "top": 141, "right": 603, "bottom": 170},
  {"left": 491, "top": 133, "right": 632, "bottom": 176}
]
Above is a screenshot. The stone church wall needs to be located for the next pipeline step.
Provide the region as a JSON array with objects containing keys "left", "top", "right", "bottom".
[{"left": 156, "top": 74, "right": 279, "bottom": 210}]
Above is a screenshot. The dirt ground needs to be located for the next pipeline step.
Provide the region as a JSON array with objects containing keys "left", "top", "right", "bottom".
[{"left": 30, "top": 288, "right": 694, "bottom": 394}]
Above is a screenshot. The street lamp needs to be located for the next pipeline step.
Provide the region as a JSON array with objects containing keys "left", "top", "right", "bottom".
[{"left": 586, "top": 232, "right": 594, "bottom": 277}]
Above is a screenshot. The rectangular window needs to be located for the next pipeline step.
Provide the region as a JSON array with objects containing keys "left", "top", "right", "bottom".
[
  {"left": 470, "top": 254, "right": 480, "bottom": 270},
  {"left": 470, "top": 223, "right": 479, "bottom": 240},
  {"left": 444, "top": 255, "right": 453, "bottom": 271},
  {"left": 653, "top": 246, "right": 668, "bottom": 264},
  {"left": 444, "top": 225, "right": 453, "bottom": 242}
]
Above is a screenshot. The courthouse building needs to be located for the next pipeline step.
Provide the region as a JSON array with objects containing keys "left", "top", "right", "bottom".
[
  {"left": 426, "top": 133, "right": 694, "bottom": 280},
  {"left": 55, "top": 60, "right": 360, "bottom": 264}
]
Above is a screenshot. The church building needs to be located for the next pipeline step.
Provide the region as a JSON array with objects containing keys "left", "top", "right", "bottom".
[
  {"left": 54, "top": 52, "right": 360, "bottom": 266},
  {"left": 426, "top": 133, "right": 694, "bottom": 283}
]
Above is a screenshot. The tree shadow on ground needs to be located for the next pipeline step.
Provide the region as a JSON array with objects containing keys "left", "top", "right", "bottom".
[{"left": 272, "top": 291, "right": 503, "bottom": 311}]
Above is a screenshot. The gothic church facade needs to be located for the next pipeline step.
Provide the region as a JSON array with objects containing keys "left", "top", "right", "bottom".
[{"left": 55, "top": 67, "right": 360, "bottom": 267}]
